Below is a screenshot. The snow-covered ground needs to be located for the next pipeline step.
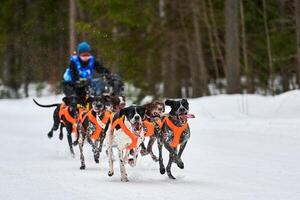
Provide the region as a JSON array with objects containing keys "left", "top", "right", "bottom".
[{"left": 1, "top": 91, "right": 300, "bottom": 200}]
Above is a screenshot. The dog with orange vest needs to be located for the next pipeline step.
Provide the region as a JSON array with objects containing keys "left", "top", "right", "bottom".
[
  {"left": 158, "top": 99, "right": 195, "bottom": 179},
  {"left": 76, "top": 95, "right": 112, "bottom": 170},
  {"left": 140, "top": 101, "right": 165, "bottom": 162},
  {"left": 33, "top": 95, "right": 81, "bottom": 156},
  {"left": 105, "top": 105, "right": 146, "bottom": 182}
]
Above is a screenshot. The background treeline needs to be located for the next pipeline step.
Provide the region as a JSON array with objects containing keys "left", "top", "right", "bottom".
[{"left": 1, "top": 0, "right": 300, "bottom": 101}]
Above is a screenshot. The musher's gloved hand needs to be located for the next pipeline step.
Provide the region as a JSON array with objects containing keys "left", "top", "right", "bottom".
[{"left": 75, "top": 79, "right": 88, "bottom": 88}]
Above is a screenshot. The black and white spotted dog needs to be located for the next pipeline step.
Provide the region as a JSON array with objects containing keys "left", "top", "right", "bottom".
[
  {"left": 33, "top": 95, "right": 80, "bottom": 156},
  {"left": 76, "top": 95, "right": 111, "bottom": 170},
  {"left": 158, "top": 99, "right": 193, "bottom": 179},
  {"left": 105, "top": 106, "right": 146, "bottom": 182}
]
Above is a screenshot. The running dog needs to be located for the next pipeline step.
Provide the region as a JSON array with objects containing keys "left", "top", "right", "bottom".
[
  {"left": 158, "top": 99, "right": 194, "bottom": 179},
  {"left": 140, "top": 101, "right": 165, "bottom": 162},
  {"left": 76, "top": 95, "right": 112, "bottom": 170},
  {"left": 33, "top": 95, "right": 80, "bottom": 156},
  {"left": 105, "top": 106, "right": 146, "bottom": 182}
]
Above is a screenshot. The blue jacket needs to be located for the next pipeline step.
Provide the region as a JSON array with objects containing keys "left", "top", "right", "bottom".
[{"left": 63, "top": 55, "right": 95, "bottom": 82}]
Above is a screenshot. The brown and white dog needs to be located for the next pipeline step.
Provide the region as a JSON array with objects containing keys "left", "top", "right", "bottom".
[
  {"left": 105, "top": 105, "right": 146, "bottom": 182},
  {"left": 140, "top": 101, "right": 165, "bottom": 161},
  {"left": 110, "top": 95, "right": 126, "bottom": 112}
]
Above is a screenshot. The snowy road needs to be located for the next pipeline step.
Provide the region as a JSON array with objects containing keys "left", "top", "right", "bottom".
[{"left": 1, "top": 92, "right": 300, "bottom": 200}]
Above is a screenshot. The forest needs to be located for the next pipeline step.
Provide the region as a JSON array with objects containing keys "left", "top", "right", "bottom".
[{"left": 0, "top": 0, "right": 299, "bottom": 101}]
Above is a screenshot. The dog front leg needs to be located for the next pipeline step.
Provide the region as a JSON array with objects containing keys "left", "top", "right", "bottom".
[
  {"left": 59, "top": 123, "right": 64, "bottom": 140},
  {"left": 79, "top": 133, "right": 86, "bottom": 169},
  {"left": 66, "top": 125, "right": 75, "bottom": 157},
  {"left": 140, "top": 142, "right": 148, "bottom": 156},
  {"left": 118, "top": 148, "right": 129, "bottom": 182},
  {"left": 107, "top": 129, "right": 114, "bottom": 177},
  {"left": 157, "top": 136, "right": 165, "bottom": 174},
  {"left": 166, "top": 153, "right": 176, "bottom": 179},
  {"left": 48, "top": 107, "right": 60, "bottom": 138},
  {"left": 176, "top": 140, "right": 187, "bottom": 169},
  {"left": 128, "top": 147, "right": 140, "bottom": 167},
  {"left": 93, "top": 140, "right": 100, "bottom": 164},
  {"left": 98, "top": 130, "right": 106, "bottom": 153},
  {"left": 147, "top": 136, "right": 158, "bottom": 161}
]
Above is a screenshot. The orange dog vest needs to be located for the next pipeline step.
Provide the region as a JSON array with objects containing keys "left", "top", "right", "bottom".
[
  {"left": 143, "top": 118, "right": 163, "bottom": 137},
  {"left": 163, "top": 117, "right": 189, "bottom": 148},
  {"left": 111, "top": 115, "right": 141, "bottom": 150},
  {"left": 58, "top": 104, "right": 78, "bottom": 135},
  {"left": 80, "top": 110, "right": 111, "bottom": 141}
]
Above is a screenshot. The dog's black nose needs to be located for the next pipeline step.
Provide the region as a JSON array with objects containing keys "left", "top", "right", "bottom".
[
  {"left": 179, "top": 108, "right": 185, "bottom": 112},
  {"left": 134, "top": 115, "right": 140, "bottom": 120}
]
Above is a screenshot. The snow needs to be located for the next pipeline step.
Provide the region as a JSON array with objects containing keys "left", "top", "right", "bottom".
[{"left": 1, "top": 91, "right": 300, "bottom": 200}]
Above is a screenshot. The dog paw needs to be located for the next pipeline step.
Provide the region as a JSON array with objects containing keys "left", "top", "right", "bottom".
[
  {"left": 177, "top": 161, "right": 184, "bottom": 169},
  {"left": 47, "top": 132, "right": 53, "bottom": 138},
  {"left": 176, "top": 158, "right": 184, "bottom": 169},
  {"left": 167, "top": 172, "right": 176, "bottom": 180},
  {"left": 128, "top": 158, "right": 136, "bottom": 167},
  {"left": 160, "top": 167, "right": 166, "bottom": 174},
  {"left": 140, "top": 149, "right": 148, "bottom": 156},
  {"left": 73, "top": 140, "right": 78, "bottom": 146},
  {"left": 80, "top": 165, "right": 86, "bottom": 170},
  {"left": 121, "top": 177, "right": 129, "bottom": 182},
  {"left": 152, "top": 156, "right": 159, "bottom": 162},
  {"left": 59, "top": 133, "right": 63, "bottom": 140},
  {"left": 94, "top": 158, "right": 99, "bottom": 164},
  {"left": 108, "top": 171, "right": 114, "bottom": 176}
]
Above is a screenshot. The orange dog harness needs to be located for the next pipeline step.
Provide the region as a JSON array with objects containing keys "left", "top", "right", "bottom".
[
  {"left": 163, "top": 117, "right": 189, "bottom": 148},
  {"left": 89, "top": 111, "right": 111, "bottom": 141},
  {"left": 111, "top": 115, "right": 141, "bottom": 150},
  {"left": 58, "top": 104, "right": 78, "bottom": 135},
  {"left": 143, "top": 118, "right": 163, "bottom": 137},
  {"left": 80, "top": 110, "right": 111, "bottom": 141}
]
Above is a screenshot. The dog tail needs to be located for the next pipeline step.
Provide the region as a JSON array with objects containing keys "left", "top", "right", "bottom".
[{"left": 33, "top": 99, "right": 60, "bottom": 108}]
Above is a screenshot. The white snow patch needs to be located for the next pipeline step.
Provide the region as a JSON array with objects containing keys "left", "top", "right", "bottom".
[{"left": 1, "top": 91, "right": 300, "bottom": 200}]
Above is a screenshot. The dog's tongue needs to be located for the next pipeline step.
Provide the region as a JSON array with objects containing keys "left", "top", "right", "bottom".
[
  {"left": 185, "top": 114, "right": 195, "bottom": 118},
  {"left": 133, "top": 122, "right": 141, "bottom": 131}
]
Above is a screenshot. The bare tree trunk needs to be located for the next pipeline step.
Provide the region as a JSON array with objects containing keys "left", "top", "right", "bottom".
[
  {"left": 263, "top": 0, "right": 274, "bottom": 94},
  {"left": 296, "top": 0, "right": 300, "bottom": 88},
  {"left": 208, "top": 0, "right": 226, "bottom": 76},
  {"left": 202, "top": 0, "right": 219, "bottom": 83},
  {"left": 178, "top": 1, "right": 201, "bottom": 98},
  {"left": 191, "top": 0, "right": 208, "bottom": 96},
  {"left": 240, "top": 0, "right": 251, "bottom": 93},
  {"left": 225, "top": 0, "right": 241, "bottom": 94},
  {"left": 160, "top": 0, "right": 176, "bottom": 98},
  {"left": 69, "top": 0, "right": 77, "bottom": 55}
]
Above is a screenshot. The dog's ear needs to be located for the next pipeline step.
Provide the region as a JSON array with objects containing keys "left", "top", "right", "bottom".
[
  {"left": 161, "top": 103, "right": 166, "bottom": 113},
  {"left": 182, "top": 98, "right": 189, "bottom": 107},
  {"left": 137, "top": 106, "right": 146, "bottom": 118},
  {"left": 165, "top": 99, "right": 174, "bottom": 106},
  {"left": 103, "top": 95, "right": 111, "bottom": 102},
  {"left": 62, "top": 97, "right": 69, "bottom": 105}
]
